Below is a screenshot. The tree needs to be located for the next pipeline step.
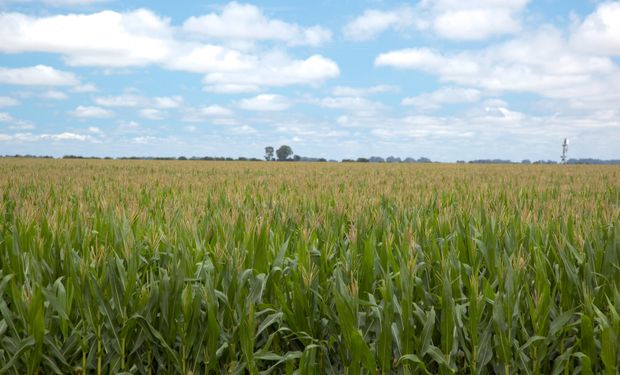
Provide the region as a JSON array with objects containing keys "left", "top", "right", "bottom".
[
  {"left": 264, "top": 146, "right": 274, "bottom": 161},
  {"left": 276, "top": 145, "right": 293, "bottom": 161}
]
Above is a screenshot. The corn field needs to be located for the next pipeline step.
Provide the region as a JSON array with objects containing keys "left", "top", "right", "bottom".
[{"left": 0, "top": 158, "right": 619, "bottom": 374}]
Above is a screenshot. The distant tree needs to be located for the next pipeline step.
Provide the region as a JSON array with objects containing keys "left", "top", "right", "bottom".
[
  {"left": 264, "top": 146, "right": 274, "bottom": 161},
  {"left": 521, "top": 159, "right": 531, "bottom": 164},
  {"left": 276, "top": 145, "right": 293, "bottom": 161},
  {"left": 317, "top": 158, "right": 327, "bottom": 162},
  {"left": 293, "top": 155, "right": 301, "bottom": 161},
  {"left": 356, "top": 157, "right": 369, "bottom": 163}
]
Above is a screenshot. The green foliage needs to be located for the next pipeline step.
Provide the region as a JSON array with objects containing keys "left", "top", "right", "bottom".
[
  {"left": 0, "top": 159, "right": 619, "bottom": 373},
  {"left": 275, "top": 145, "right": 293, "bottom": 161}
]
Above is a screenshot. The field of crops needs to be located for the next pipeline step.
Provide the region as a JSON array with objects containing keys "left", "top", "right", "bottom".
[{"left": 0, "top": 159, "right": 619, "bottom": 374}]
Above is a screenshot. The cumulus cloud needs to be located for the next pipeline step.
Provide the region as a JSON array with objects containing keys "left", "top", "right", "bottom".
[
  {"left": 95, "top": 94, "right": 183, "bottom": 110},
  {"left": 0, "top": 96, "right": 19, "bottom": 107},
  {"left": 402, "top": 87, "right": 481, "bottom": 110},
  {"left": 238, "top": 94, "right": 290, "bottom": 111},
  {"left": 181, "top": 105, "right": 235, "bottom": 122},
  {"left": 0, "top": 0, "right": 108, "bottom": 6},
  {"left": 69, "top": 105, "right": 114, "bottom": 118},
  {"left": 0, "top": 10, "right": 175, "bottom": 67},
  {"left": 71, "top": 83, "right": 97, "bottom": 92},
  {"left": 344, "top": 0, "right": 528, "bottom": 41},
  {"left": 343, "top": 7, "right": 416, "bottom": 41},
  {"left": 313, "top": 96, "right": 386, "bottom": 116},
  {"left": 431, "top": 0, "right": 526, "bottom": 40},
  {"left": 230, "top": 125, "right": 257, "bottom": 134},
  {"left": 130, "top": 135, "right": 177, "bottom": 145},
  {"left": 166, "top": 44, "right": 255, "bottom": 74},
  {"left": 0, "top": 112, "right": 13, "bottom": 122},
  {"left": 0, "top": 65, "right": 80, "bottom": 86},
  {"left": 183, "top": 2, "right": 331, "bottom": 46},
  {"left": 331, "top": 85, "right": 397, "bottom": 97},
  {"left": 0, "top": 8, "right": 340, "bottom": 91},
  {"left": 375, "top": 27, "right": 620, "bottom": 107},
  {"left": 203, "top": 83, "right": 260, "bottom": 94},
  {"left": 139, "top": 108, "right": 166, "bottom": 120},
  {"left": 153, "top": 96, "right": 183, "bottom": 109},
  {"left": 116, "top": 120, "right": 141, "bottom": 133},
  {"left": 0, "top": 131, "right": 97, "bottom": 142},
  {"left": 95, "top": 94, "right": 142, "bottom": 107},
  {"left": 571, "top": 2, "right": 620, "bottom": 56},
  {"left": 203, "top": 53, "right": 339, "bottom": 92},
  {"left": 8, "top": 120, "right": 35, "bottom": 130},
  {"left": 41, "top": 90, "right": 68, "bottom": 100}
]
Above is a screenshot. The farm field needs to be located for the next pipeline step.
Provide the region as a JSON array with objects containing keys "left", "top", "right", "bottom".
[{"left": 1, "top": 159, "right": 619, "bottom": 374}]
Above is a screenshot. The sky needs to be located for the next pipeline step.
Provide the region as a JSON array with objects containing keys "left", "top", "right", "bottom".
[{"left": 0, "top": 0, "right": 619, "bottom": 161}]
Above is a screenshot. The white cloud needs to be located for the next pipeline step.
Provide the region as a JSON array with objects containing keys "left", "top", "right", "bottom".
[
  {"left": 43, "top": 132, "right": 95, "bottom": 141},
  {"left": 95, "top": 94, "right": 142, "bottom": 107},
  {"left": 0, "top": 112, "right": 36, "bottom": 130},
  {"left": 314, "top": 96, "right": 386, "bottom": 116},
  {"left": 130, "top": 135, "right": 176, "bottom": 144},
  {"left": 71, "top": 83, "right": 97, "bottom": 92},
  {"left": 344, "top": 0, "right": 528, "bottom": 41},
  {"left": 203, "top": 53, "right": 339, "bottom": 91},
  {"left": 0, "top": 131, "right": 97, "bottom": 142},
  {"left": 139, "top": 108, "right": 166, "bottom": 120},
  {"left": 571, "top": 2, "right": 620, "bottom": 56},
  {"left": 343, "top": 7, "right": 416, "bottom": 41},
  {"left": 0, "top": 9, "right": 175, "bottom": 67},
  {"left": 41, "top": 90, "right": 68, "bottom": 100},
  {"left": 95, "top": 94, "right": 183, "bottom": 109},
  {"left": 402, "top": 87, "right": 481, "bottom": 110},
  {"left": 331, "top": 85, "right": 396, "bottom": 97},
  {"left": 203, "top": 83, "right": 260, "bottom": 94},
  {"left": 87, "top": 126, "right": 103, "bottom": 134},
  {"left": 230, "top": 125, "right": 257, "bottom": 134},
  {"left": 0, "top": 96, "right": 19, "bottom": 107},
  {"left": 0, "top": 65, "right": 80, "bottom": 86},
  {"left": 433, "top": 8, "right": 520, "bottom": 40},
  {"left": 0, "top": 9, "right": 340, "bottom": 91},
  {"left": 167, "top": 44, "right": 255, "bottom": 73},
  {"left": 238, "top": 94, "right": 290, "bottom": 111},
  {"left": 0, "top": 0, "right": 109, "bottom": 6},
  {"left": 153, "top": 96, "right": 183, "bottom": 109},
  {"left": 7, "top": 120, "right": 35, "bottom": 130},
  {"left": 375, "top": 27, "right": 620, "bottom": 106},
  {"left": 43, "top": 0, "right": 107, "bottom": 6},
  {"left": 375, "top": 48, "right": 479, "bottom": 75},
  {"left": 183, "top": 2, "right": 331, "bottom": 46},
  {"left": 69, "top": 105, "right": 113, "bottom": 118},
  {"left": 198, "top": 105, "right": 233, "bottom": 117},
  {"left": 181, "top": 105, "right": 235, "bottom": 122},
  {"left": 116, "top": 120, "right": 141, "bottom": 133}
]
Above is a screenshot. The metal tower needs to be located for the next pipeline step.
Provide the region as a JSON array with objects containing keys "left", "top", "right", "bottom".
[{"left": 561, "top": 138, "right": 569, "bottom": 164}]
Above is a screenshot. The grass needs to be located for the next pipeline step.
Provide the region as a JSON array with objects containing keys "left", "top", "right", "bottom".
[{"left": 0, "top": 158, "right": 619, "bottom": 374}]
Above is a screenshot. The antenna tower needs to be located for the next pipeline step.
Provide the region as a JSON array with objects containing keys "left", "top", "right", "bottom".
[{"left": 561, "top": 138, "right": 569, "bottom": 164}]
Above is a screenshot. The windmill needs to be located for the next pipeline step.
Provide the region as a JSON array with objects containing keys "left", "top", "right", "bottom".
[{"left": 561, "top": 138, "right": 569, "bottom": 164}]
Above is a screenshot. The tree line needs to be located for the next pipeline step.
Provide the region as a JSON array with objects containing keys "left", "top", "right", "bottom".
[{"left": 3, "top": 151, "right": 619, "bottom": 164}]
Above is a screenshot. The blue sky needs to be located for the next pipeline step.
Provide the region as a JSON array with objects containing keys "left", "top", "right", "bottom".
[{"left": 0, "top": 0, "right": 619, "bottom": 161}]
